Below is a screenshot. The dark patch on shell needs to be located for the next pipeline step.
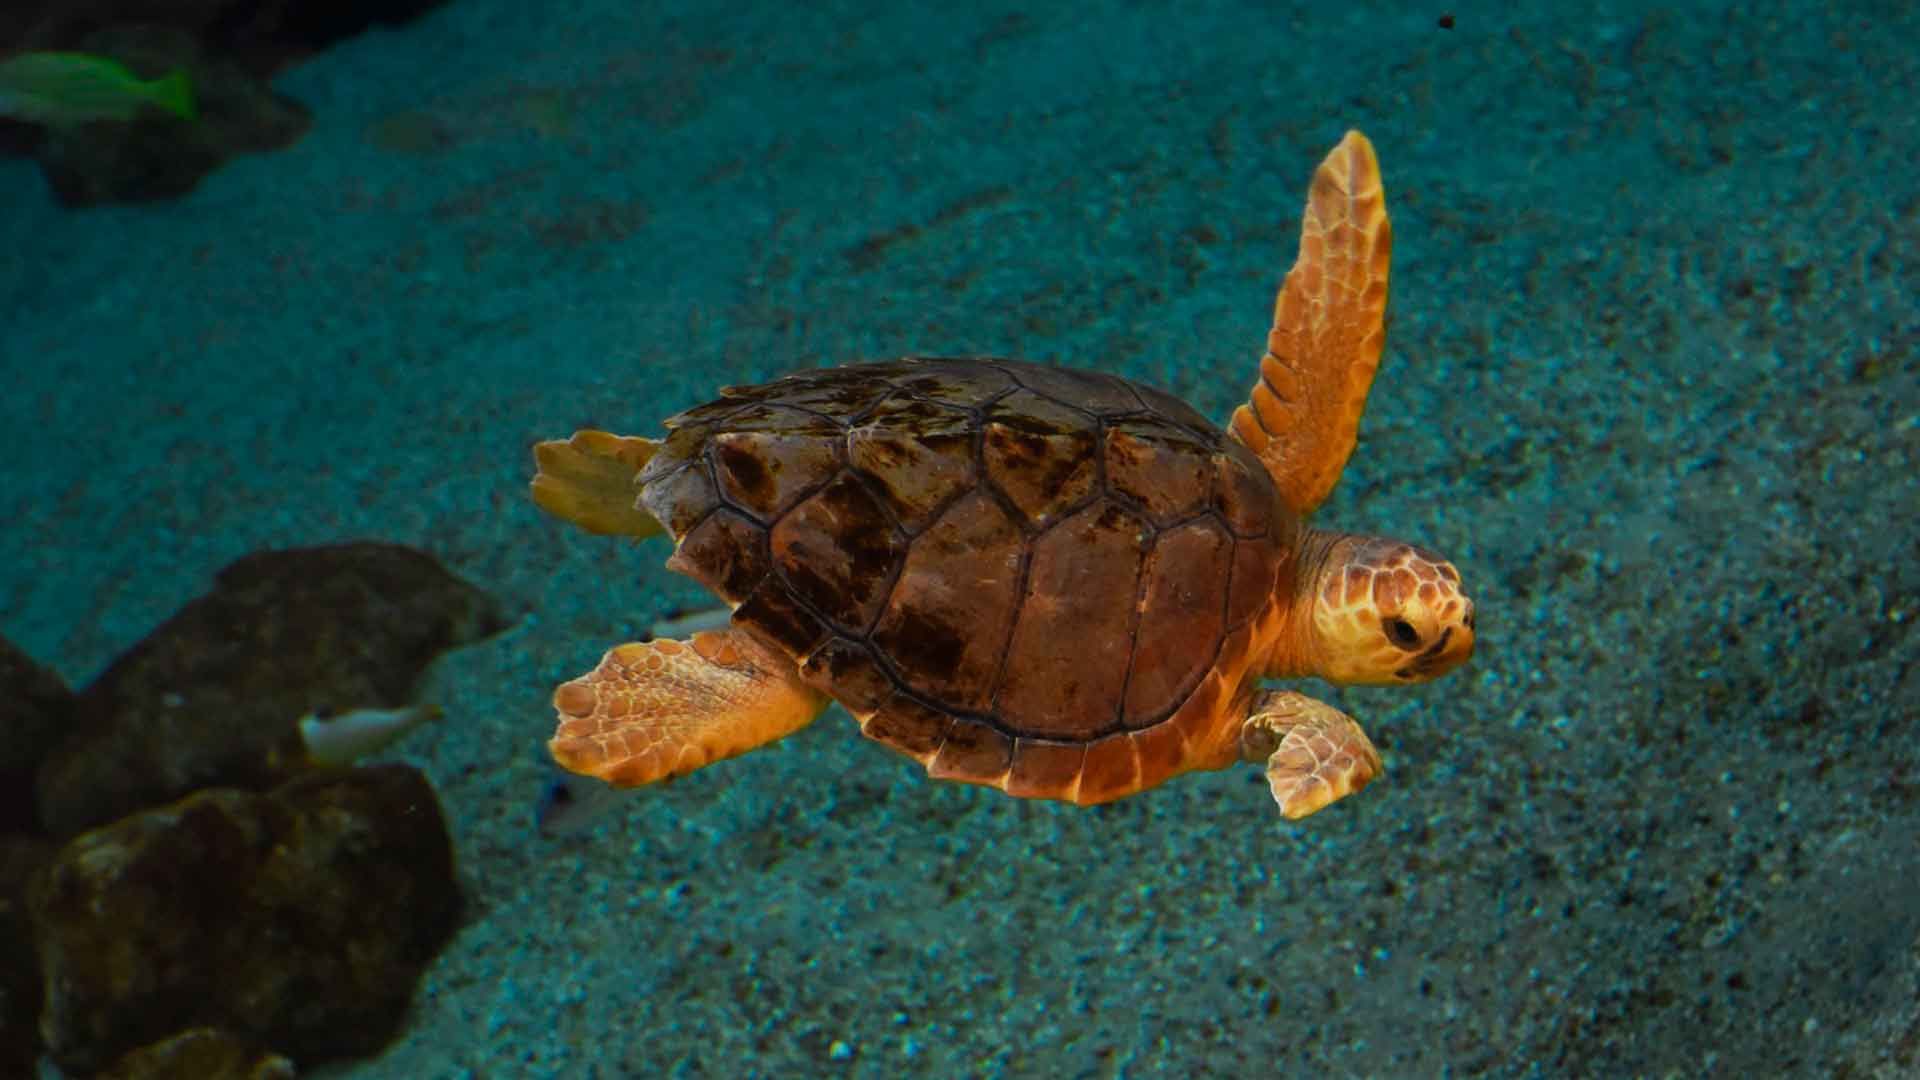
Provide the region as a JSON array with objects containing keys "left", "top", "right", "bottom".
[
  {"left": 982, "top": 390, "right": 1098, "bottom": 525},
  {"left": 799, "top": 636, "right": 895, "bottom": 714},
  {"left": 872, "top": 491, "right": 1022, "bottom": 713},
  {"left": 771, "top": 472, "right": 905, "bottom": 632},
  {"left": 712, "top": 430, "right": 839, "bottom": 521},
  {"left": 1104, "top": 416, "right": 1214, "bottom": 525},
  {"left": 666, "top": 508, "right": 769, "bottom": 603}
]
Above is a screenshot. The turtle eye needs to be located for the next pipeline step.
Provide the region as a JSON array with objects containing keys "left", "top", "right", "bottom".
[{"left": 1384, "top": 617, "right": 1421, "bottom": 649}]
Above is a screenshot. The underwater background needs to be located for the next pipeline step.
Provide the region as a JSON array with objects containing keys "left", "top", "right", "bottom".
[{"left": 2, "top": 0, "right": 1917, "bottom": 1076}]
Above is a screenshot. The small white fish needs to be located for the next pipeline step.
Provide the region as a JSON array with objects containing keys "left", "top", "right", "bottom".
[
  {"left": 535, "top": 764, "right": 633, "bottom": 837},
  {"left": 648, "top": 606, "right": 732, "bottom": 640},
  {"left": 298, "top": 704, "right": 443, "bottom": 766}
]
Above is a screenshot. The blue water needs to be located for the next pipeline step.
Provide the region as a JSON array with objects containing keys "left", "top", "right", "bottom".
[{"left": 3, "top": 1, "right": 1916, "bottom": 1076}]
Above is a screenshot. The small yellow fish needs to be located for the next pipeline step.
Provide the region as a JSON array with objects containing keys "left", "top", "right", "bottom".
[
  {"left": 0, "top": 51, "right": 196, "bottom": 128},
  {"left": 298, "top": 704, "right": 443, "bottom": 767}
]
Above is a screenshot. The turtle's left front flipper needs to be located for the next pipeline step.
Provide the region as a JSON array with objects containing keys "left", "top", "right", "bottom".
[
  {"left": 549, "top": 629, "right": 828, "bottom": 787},
  {"left": 1240, "top": 690, "right": 1382, "bottom": 819}
]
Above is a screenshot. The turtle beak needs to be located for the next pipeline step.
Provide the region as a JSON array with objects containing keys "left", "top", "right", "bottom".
[
  {"left": 1424, "top": 600, "right": 1476, "bottom": 676},
  {"left": 1399, "top": 600, "right": 1474, "bottom": 681}
]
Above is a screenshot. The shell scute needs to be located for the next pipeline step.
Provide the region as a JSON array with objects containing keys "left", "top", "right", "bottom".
[
  {"left": 849, "top": 399, "right": 975, "bottom": 531},
  {"left": 872, "top": 491, "right": 1023, "bottom": 713},
  {"left": 995, "top": 499, "right": 1148, "bottom": 739},
  {"left": 639, "top": 460, "right": 720, "bottom": 538},
  {"left": 859, "top": 695, "right": 947, "bottom": 764},
  {"left": 744, "top": 367, "right": 899, "bottom": 418},
  {"left": 1226, "top": 531, "right": 1284, "bottom": 630},
  {"left": 770, "top": 472, "right": 906, "bottom": 632},
  {"left": 849, "top": 427, "right": 973, "bottom": 532},
  {"left": 1076, "top": 733, "right": 1144, "bottom": 805},
  {"left": 891, "top": 358, "right": 1015, "bottom": 409},
  {"left": 1008, "top": 363, "right": 1142, "bottom": 417},
  {"left": 1165, "top": 669, "right": 1236, "bottom": 768},
  {"left": 1103, "top": 416, "right": 1215, "bottom": 525},
  {"left": 860, "top": 393, "right": 974, "bottom": 433},
  {"left": 714, "top": 400, "right": 844, "bottom": 437},
  {"left": 1004, "top": 737, "right": 1089, "bottom": 799},
  {"left": 732, "top": 579, "right": 829, "bottom": 658},
  {"left": 1127, "top": 715, "right": 1191, "bottom": 783},
  {"left": 662, "top": 397, "right": 751, "bottom": 432},
  {"left": 1123, "top": 519, "right": 1231, "bottom": 726},
  {"left": 799, "top": 636, "right": 894, "bottom": 715},
  {"left": 1214, "top": 446, "right": 1278, "bottom": 538},
  {"left": 712, "top": 430, "right": 839, "bottom": 520},
  {"left": 666, "top": 507, "right": 769, "bottom": 603},
  {"left": 1130, "top": 381, "right": 1217, "bottom": 436},
  {"left": 927, "top": 717, "right": 1013, "bottom": 782},
  {"left": 982, "top": 390, "right": 1098, "bottom": 526}
]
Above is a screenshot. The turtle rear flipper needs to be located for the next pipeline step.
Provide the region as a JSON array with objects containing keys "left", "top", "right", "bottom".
[
  {"left": 549, "top": 629, "right": 828, "bottom": 787},
  {"left": 530, "top": 429, "right": 664, "bottom": 538}
]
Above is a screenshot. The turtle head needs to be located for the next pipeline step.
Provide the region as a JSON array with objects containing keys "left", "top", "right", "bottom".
[{"left": 1297, "top": 533, "right": 1475, "bottom": 686}]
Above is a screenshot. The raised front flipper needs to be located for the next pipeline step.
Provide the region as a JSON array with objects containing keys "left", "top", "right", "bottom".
[{"left": 1229, "top": 130, "right": 1393, "bottom": 517}]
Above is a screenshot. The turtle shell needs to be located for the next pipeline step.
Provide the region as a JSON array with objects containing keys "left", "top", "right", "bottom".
[{"left": 636, "top": 357, "right": 1296, "bottom": 803}]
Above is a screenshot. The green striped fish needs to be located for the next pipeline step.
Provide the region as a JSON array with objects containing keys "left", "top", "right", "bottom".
[{"left": 0, "top": 51, "right": 196, "bottom": 128}]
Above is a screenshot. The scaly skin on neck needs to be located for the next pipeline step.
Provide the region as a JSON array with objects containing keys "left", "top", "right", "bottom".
[{"left": 1263, "top": 526, "right": 1357, "bottom": 680}]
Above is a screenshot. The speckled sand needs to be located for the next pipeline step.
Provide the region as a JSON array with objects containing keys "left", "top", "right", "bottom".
[{"left": 3, "top": 1, "right": 1916, "bottom": 1076}]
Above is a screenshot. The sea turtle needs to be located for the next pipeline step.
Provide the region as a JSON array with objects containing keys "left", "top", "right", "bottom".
[{"left": 529, "top": 130, "right": 1474, "bottom": 819}]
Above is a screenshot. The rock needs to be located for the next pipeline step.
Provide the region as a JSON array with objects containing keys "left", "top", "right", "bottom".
[
  {"left": 99, "top": 1027, "right": 295, "bottom": 1080},
  {"left": 36, "top": 541, "right": 505, "bottom": 835},
  {"left": 1, "top": 1, "right": 452, "bottom": 205},
  {"left": 32, "top": 24, "right": 312, "bottom": 207},
  {"left": 2, "top": 1, "right": 452, "bottom": 76},
  {"left": 31, "top": 765, "right": 460, "bottom": 1074},
  {"left": 2, "top": 2, "right": 230, "bottom": 55},
  {"left": 197, "top": 0, "right": 456, "bottom": 76},
  {"left": 0, "top": 636, "right": 74, "bottom": 833},
  {"left": 0, "top": 834, "right": 57, "bottom": 1078}
]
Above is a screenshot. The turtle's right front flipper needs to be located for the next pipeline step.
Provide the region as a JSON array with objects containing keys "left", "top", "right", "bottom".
[{"left": 1240, "top": 689, "right": 1382, "bottom": 819}]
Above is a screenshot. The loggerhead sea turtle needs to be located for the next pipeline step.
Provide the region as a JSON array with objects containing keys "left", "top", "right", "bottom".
[{"left": 528, "top": 130, "right": 1474, "bottom": 819}]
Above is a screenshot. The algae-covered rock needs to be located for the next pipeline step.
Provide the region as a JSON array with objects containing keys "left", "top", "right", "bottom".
[
  {"left": 2, "top": 1, "right": 453, "bottom": 75},
  {"left": 98, "top": 1027, "right": 295, "bottom": 1080},
  {"left": 0, "top": 834, "right": 57, "bottom": 1078},
  {"left": 32, "top": 764, "right": 459, "bottom": 1074},
  {"left": 35, "top": 541, "right": 505, "bottom": 835},
  {"left": 2, "top": 2, "right": 453, "bottom": 205},
  {"left": 33, "top": 25, "right": 313, "bottom": 207},
  {"left": 0, "top": 634, "right": 73, "bottom": 833}
]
